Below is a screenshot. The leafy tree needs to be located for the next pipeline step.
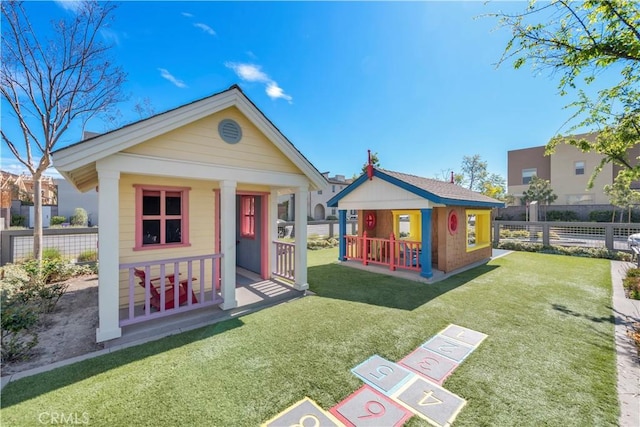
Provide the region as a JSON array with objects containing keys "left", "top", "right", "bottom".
[
  {"left": 492, "top": 1, "right": 640, "bottom": 186},
  {"left": 604, "top": 175, "right": 640, "bottom": 222},
  {"left": 481, "top": 173, "right": 507, "bottom": 200},
  {"left": 435, "top": 169, "right": 464, "bottom": 185},
  {"left": 521, "top": 176, "right": 558, "bottom": 220},
  {"left": 1, "top": 0, "right": 126, "bottom": 260},
  {"left": 360, "top": 151, "right": 380, "bottom": 174}
]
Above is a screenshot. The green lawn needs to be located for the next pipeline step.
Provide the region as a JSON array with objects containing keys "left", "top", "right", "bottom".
[{"left": 1, "top": 249, "right": 618, "bottom": 426}]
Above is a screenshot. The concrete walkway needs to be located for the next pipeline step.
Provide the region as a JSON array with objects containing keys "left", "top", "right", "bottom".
[{"left": 610, "top": 261, "right": 640, "bottom": 427}]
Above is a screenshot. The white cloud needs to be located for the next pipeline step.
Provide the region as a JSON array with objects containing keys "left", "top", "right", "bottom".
[
  {"left": 158, "top": 68, "right": 187, "bottom": 88},
  {"left": 266, "top": 82, "right": 293, "bottom": 103},
  {"left": 181, "top": 12, "right": 194, "bottom": 18},
  {"left": 54, "top": 0, "right": 82, "bottom": 13},
  {"left": 193, "top": 23, "right": 216, "bottom": 36},
  {"left": 100, "top": 28, "right": 121, "bottom": 46},
  {"left": 225, "top": 62, "right": 293, "bottom": 103}
]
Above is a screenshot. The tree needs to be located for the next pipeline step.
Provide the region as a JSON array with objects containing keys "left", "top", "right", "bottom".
[
  {"left": 492, "top": 1, "right": 640, "bottom": 186},
  {"left": 1, "top": 0, "right": 126, "bottom": 260},
  {"left": 604, "top": 175, "right": 640, "bottom": 222},
  {"left": 460, "top": 154, "right": 488, "bottom": 192},
  {"left": 360, "top": 151, "right": 380, "bottom": 174},
  {"left": 521, "top": 176, "right": 558, "bottom": 220},
  {"left": 480, "top": 173, "right": 507, "bottom": 200},
  {"left": 435, "top": 169, "right": 464, "bottom": 185}
]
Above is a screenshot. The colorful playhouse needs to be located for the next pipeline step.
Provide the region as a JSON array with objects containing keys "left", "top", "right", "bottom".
[{"left": 327, "top": 163, "right": 504, "bottom": 279}]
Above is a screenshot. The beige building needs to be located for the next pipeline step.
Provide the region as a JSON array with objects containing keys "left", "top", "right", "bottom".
[{"left": 507, "top": 133, "right": 640, "bottom": 205}]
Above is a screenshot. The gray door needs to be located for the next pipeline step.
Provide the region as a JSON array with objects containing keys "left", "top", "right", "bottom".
[{"left": 236, "top": 195, "right": 262, "bottom": 274}]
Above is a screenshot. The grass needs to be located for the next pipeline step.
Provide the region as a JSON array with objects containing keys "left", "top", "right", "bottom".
[{"left": 0, "top": 249, "right": 618, "bottom": 426}]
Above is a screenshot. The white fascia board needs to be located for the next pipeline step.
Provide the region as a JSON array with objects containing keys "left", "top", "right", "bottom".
[
  {"left": 98, "top": 153, "right": 312, "bottom": 187},
  {"left": 53, "top": 91, "right": 239, "bottom": 171}
]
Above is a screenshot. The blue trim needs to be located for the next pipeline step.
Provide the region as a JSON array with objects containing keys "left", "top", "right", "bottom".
[
  {"left": 326, "top": 169, "right": 503, "bottom": 209},
  {"left": 420, "top": 209, "right": 433, "bottom": 278},
  {"left": 338, "top": 210, "right": 347, "bottom": 261}
]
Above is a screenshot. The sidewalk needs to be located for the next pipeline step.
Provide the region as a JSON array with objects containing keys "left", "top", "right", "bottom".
[{"left": 610, "top": 261, "right": 640, "bottom": 427}]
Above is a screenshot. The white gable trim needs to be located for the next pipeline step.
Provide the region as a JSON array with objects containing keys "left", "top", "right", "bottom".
[
  {"left": 53, "top": 87, "right": 326, "bottom": 190},
  {"left": 98, "top": 153, "right": 312, "bottom": 188}
]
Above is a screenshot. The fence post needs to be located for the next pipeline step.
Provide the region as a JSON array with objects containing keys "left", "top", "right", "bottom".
[
  {"left": 0, "top": 231, "right": 13, "bottom": 265},
  {"left": 389, "top": 232, "right": 396, "bottom": 271},
  {"left": 362, "top": 231, "right": 368, "bottom": 266},
  {"left": 493, "top": 222, "right": 500, "bottom": 246},
  {"left": 543, "top": 223, "right": 550, "bottom": 246},
  {"left": 605, "top": 224, "right": 614, "bottom": 251}
]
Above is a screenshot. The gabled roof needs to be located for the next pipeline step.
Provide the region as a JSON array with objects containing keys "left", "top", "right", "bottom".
[
  {"left": 52, "top": 84, "right": 327, "bottom": 192},
  {"left": 327, "top": 168, "right": 504, "bottom": 208}
]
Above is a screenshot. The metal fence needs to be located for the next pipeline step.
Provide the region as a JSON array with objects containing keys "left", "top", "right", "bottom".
[
  {"left": 0, "top": 227, "right": 98, "bottom": 265},
  {"left": 493, "top": 221, "right": 640, "bottom": 252}
]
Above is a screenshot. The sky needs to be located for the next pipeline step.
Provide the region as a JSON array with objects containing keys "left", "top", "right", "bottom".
[{"left": 0, "top": 0, "right": 621, "bottom": 184}]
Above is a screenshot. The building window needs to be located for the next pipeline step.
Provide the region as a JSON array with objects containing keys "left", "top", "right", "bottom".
[
  {"left": 466, "top": 209, "right": 490, "bottom": 251},
  {"left": 575, "top": 161, "right": 585, "bottom": 175},
  {"left": 135, "top": 185, "right": 190, "bottom": 250},
  {"left": 392, "top": 210, "right": 421, "bottom": 240},
  {"left": 522, "top": 168, "right": 537, "bottom": 185},
  {"left": 317, "top": 190, "right": 322, "bottom": 195},
  {"left": 332, "top": 185, "right": 336, "bottom": 193},
  {"left": 331, "top": 208, "right": 336, "bottom": 215},
  {"left": 241, "top": 195, "right": 256, "bottom": 238}
]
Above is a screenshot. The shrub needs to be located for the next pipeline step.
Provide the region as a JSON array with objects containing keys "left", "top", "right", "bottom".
[
  {"left": 70, "top": 207, "right": 88, "bottom": 226},
  {"left": 495, "top": 241, "right": 632, "bottom": 261},
  {"left": 50, "top": 216, "right": 66, "bottom": 226},
  {"left": 77, "top": 250, "right": 98, "bottom": 262},
  {"left": 0, "top": 267, "right": 39, "bottom": 362},
  {"left": 326, "top": 215, "right": 338, "bottom": 220},
  {"left": 307, "top": 237, "right": 338, "bottom": 250},
  {"left": 42, "top": 247, "right": 63, "bottom": 260},
  {"left": 546, "top": 210, "right": 579, "bottom": 222},
  {"left": 10, "top": 214, "right": 26, "bottom": 227}
]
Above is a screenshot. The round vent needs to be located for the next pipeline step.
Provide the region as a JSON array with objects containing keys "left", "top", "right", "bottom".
[{"left": 218, "top": 119, "right": 242, "bottom": 144}]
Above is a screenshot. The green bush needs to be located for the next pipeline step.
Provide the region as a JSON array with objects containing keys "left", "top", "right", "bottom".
[
  {"left": 50, "top": 216, "right": 67, "bottom": 226},
  {"left": 307, "top": 237, "right": 338, "bottom": 250},
  {"left": 546, "top": 210, "right": 579, "bottom": 222},
  {"left": 42, "top": 247, "right": 63, "bottom": 260},
  {"left": 495, "top": 241, "right": 632, "bottom": 261},
  {"left": 70, "top": 207, "right": 88, "bottom": 226},
  {"left": 77, "top": 250, "right": 98, "bottom": 262},
  {"left": 10, "top": 214, "right": 26, "bottom": 227},
  {"left": 326, "top": 215, "right": 338, "bottom": 220}
]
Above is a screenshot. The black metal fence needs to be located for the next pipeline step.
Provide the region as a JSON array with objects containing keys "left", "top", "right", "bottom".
[
  {"left": 493, "top": 220, "right": 640, "bottom": 252},
  {"left": 0, "top": 227, "right": 98, "bottom": 265}
]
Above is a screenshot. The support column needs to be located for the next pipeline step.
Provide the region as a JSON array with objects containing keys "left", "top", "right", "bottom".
[
  {"left": 420, "top": 208, "right": 433, "bottom": 279},
  {"left": 338, "top": 209, "right": 347, "bottom": 261},
  {"left": 294, "top": 185, "right": 308, "bottom": 290},
  {"left": 270, "top": 188, "right": 279, "bottom": 277},
  {"left": 95, "top": 167, "right": 121, "bottom": 342},
  {"left": 219, "top": 180, "right": 238, "bottom": 309}
]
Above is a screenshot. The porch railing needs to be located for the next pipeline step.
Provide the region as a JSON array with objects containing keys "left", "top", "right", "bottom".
[
  {"left": 273, "top": 241, "right": 295, "bottom": 281},
  {"left": 345, "top": 232, "right": 422, "bottom": 272},
  {"left": 119, "top": 253, "right": 223, "bottom": 327}
]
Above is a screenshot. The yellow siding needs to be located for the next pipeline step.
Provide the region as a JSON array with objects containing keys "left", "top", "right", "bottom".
[
  {"left": 123, "top": 106, "right": 300, "bottom": 174},
  {"left": 118, "top": 174, "right": 217, "bottom": 307}
]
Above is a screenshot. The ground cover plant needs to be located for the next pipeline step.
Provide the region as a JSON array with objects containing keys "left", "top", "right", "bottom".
[{"left": 0, "top": 250, "right": 618, "bottom": 426}]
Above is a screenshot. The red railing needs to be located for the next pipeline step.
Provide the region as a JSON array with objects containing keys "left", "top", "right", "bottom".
[
  {"left": 273, "top": 241, "right": 295, "bottom": 281},
  {"left": 345, "top": 232, "right": 422, "bottom": 272},
  {"left": 119, "top": 253, "right": 223, "bottom": 326}
]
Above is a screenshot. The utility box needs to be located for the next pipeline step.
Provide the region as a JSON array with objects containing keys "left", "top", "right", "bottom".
[
  {"left": 29, "top": 206, "right": 51, "bottom": 228},
  {"left": 528, "top": 201, "right": 538, "bottom": 222}
]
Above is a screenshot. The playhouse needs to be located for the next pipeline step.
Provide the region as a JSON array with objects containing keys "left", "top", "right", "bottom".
[
  {"left": 51, "top": 85, "right": 326, "bottom": 342},
  {"left": 327, "top": 165, "right": 504, "bottom": 279}
]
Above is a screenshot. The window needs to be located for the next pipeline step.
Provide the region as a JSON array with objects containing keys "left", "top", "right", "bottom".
[
  {"left": 575, "top": 161, "right": 585, "bottom": 175},
  {"left": 135, "top": 185, "right": 190, "bottom": 250},
  {"left": 331, "top": 208, "right": 336, "bottom": 215},
  {"left": 522, "top": 168, "right": 537, "bottom": 185},
  {"left": 466, "top": 209, "right": 490, "bottom": 251},
  {"left": 392, "top": 210, "right": 421, "bottom": 240},
  {"left": 317, "top": 190, "right": 322, "bottom": 195},
  {"left": 241, "top": 195, "right": 256, "bottom": 238},
  {"left": 332, "top": 185, "right": 336, "bottom": 193}
]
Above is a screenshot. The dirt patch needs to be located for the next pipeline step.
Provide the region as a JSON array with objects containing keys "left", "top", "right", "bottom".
[{"left": 1, "top": 275, "right": 102, "bottom": 376}]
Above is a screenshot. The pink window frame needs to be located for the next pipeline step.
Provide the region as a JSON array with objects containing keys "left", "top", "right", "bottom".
[
  {"left": 133, "top": 184, "right": 191, "bottom": 251},
  {"left": 240, "top": 195, "right": 256, "bottom": 239}
]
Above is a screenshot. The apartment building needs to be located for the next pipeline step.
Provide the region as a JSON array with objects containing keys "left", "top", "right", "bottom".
[{"left": 507, "top": 132, "right": 640, "bottom": 205}]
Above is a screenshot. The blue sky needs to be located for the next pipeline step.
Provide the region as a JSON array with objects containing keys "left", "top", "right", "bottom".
[{"left": 1, "top": 1, "right": 618, "bottom": 183}]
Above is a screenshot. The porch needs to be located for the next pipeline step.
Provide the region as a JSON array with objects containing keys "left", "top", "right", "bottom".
[{"left": 111, "top": 265, "right": 302, "bottom": 347}]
